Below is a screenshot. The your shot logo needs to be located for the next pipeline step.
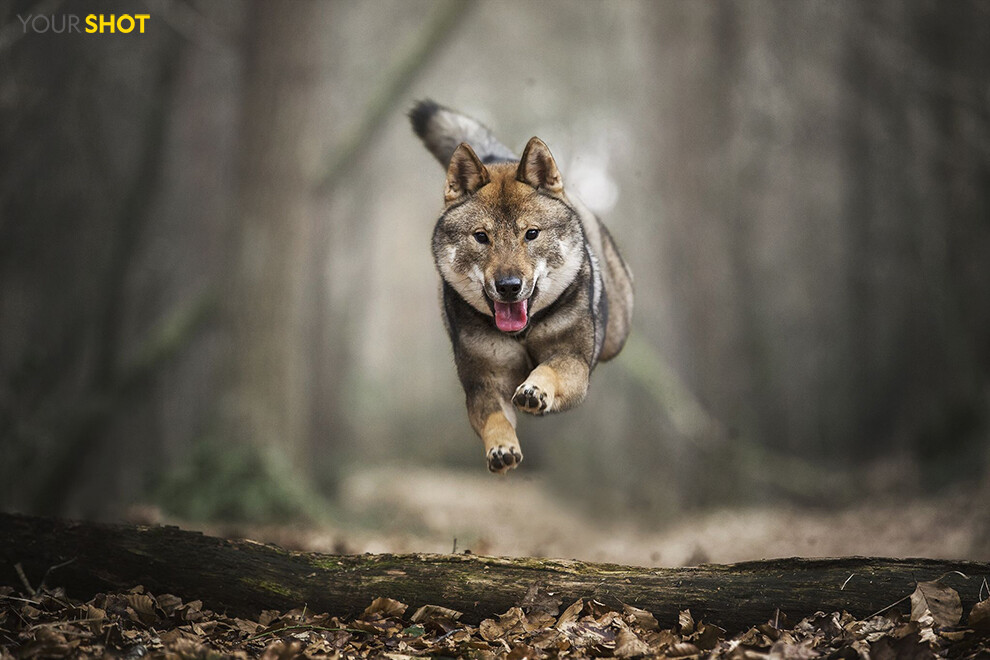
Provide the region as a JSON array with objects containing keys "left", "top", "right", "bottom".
[{"left": 17, "top": 13, "right": 151, "bottom": 34}]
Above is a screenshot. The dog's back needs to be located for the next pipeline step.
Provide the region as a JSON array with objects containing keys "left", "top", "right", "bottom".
[{"left": 575, "top": 196, "right": 633, "bottom": 361}]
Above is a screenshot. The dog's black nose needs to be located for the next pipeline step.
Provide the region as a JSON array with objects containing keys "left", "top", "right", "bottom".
[{"left": 495, "top": 275, "right": 522, "bottom": 298}]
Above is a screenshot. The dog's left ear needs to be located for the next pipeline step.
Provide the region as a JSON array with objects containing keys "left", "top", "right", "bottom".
[{"left": 517, "top": 137, "right": 563, "bottom": 195}]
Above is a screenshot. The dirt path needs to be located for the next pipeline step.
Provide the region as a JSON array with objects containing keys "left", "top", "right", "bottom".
[{"left": 205, "top": 467, "right": 989, "bottom": 566}]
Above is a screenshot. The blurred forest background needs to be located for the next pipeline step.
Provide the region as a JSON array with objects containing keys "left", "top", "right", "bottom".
[{"left": 2, "top": 0, "right": 989, "bottom": 565}]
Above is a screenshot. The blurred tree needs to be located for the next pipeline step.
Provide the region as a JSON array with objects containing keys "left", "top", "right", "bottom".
[
  {"left": 0, "top": 2, "right": 183, "bottom": 517},
  {"left": 648, "top": 0, "right": 990, "bottom": 500},
  {"left": 223, "top": 0, "right": 332, "bottom": 467}
]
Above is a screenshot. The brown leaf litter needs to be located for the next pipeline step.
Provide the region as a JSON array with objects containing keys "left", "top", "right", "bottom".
[{"left": 1, "top": 579, "right": 989, "bottom": 658}]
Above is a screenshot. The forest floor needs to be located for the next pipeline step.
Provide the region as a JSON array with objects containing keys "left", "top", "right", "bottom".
[
  {"left": 5, "top": 467, "right": 990, "bottom": 658},
  {"left": 190, "top": 466, "right": 990, "bottom": 568},
  {"left": 5, "top": 579, "right": 990, "bottom": 658}
]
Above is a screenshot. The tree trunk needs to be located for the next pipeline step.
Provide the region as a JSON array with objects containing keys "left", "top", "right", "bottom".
[
  {"left": 1, "top": 513, "right": 987, "bottom": 633},
  {"left": 224, "top": 0, "right": 331, "bottom": 465}
]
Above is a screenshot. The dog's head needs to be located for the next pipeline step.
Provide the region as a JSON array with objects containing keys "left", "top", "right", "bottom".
[{"left": 431, "top": 137, "right": 585, "bottom": 334}]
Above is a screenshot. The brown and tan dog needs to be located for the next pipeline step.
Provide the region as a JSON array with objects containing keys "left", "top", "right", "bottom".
[{"left": 410, "top": 100, "right": 633, "bottom": 473}]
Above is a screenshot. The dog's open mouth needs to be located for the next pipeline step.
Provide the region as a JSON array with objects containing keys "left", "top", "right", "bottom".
[{"left": 493, "top": 299, "right": 529, "bottom": 333}]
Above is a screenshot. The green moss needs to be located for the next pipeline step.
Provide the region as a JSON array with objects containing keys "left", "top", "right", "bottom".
[
  {"left": 241, "top": 577, "right": 293, "bottom": 598},
  {"left": 308, "top": 556, "right": 348, "bottom": 572}
]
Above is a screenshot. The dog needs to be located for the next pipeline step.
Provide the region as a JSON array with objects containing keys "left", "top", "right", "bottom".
[{"left": 410, "top": 100, "right": 633, "bottom": 473}]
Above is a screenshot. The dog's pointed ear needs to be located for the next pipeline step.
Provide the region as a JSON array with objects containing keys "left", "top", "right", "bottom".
[
  {"left": 445, "top": 143, "right": 490, "bottom": 204},
  {"left": 516, "top": 137, "right": 563, "bottom": 195}
]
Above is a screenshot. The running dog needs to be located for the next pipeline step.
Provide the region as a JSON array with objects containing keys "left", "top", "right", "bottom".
[{"left": 410, "top": 100, "right": 633, "bottom": 473}]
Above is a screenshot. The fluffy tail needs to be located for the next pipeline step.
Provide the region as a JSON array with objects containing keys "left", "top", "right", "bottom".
[{"left": 409, "top": 99, "right": 516, "bottom": 167}]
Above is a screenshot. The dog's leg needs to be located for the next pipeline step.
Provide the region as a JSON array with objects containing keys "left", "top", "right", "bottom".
[
  {"left": 467, "top": 393, "right": 523, "bottom": 473},
  {"left": 512, "top": 355, "right": 590, "bottom": 415}
]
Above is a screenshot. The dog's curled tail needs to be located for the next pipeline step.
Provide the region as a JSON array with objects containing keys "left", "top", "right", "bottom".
[{"left": 409, "top": 99, "right": 516, "bottom": 167}]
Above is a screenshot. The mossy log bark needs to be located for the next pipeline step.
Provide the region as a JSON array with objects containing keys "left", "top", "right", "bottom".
[{"left": 1, "top": 513, "right": 987, "bottom": 632}]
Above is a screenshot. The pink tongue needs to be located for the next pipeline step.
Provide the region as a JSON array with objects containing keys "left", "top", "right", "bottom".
[{"left": 493, "top": 299, "right": 529, "bottom": 332}]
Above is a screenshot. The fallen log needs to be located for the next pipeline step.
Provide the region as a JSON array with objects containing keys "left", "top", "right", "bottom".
[{"left": 1, "top": 513, "right": 987, "bottom": 632}]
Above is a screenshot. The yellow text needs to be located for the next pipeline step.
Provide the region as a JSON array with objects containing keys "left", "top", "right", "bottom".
[{"left": 85, "top": 14, "right": 150, "bottom": 34}]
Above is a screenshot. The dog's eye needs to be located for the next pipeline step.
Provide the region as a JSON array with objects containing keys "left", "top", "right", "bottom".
[
  {"left": 525, "top": 228, "right": 540, "bottom": 241},
  {"left": 473, "top": 231, "right": 489, "bottom": 244}
]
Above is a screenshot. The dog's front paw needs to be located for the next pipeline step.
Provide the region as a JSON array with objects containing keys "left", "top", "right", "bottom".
[
  {"left": 487, "top": 444, "right": 523, "bottom": 474},
  {"left": 513, "top": 382, "right": 552, "bottom": 415}
]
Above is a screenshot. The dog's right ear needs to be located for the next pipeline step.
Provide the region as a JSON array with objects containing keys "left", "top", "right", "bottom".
[{"left": 445, "top": 143, "right": 490, "bottom": 204}]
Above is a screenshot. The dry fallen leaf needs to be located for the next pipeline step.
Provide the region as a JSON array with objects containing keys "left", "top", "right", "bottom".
[
  {"left": 520, "top": 581, "right": 562, "bottom": 617},
  {"left": 155, "top": 593, "right": 183, "bottom": 617},
  {"left": 506, "top": 643, "right": 537, "bottom": 659},
  {"left": 768, "top": 638, "right": 819, "bottom": 660},
  {"left": 613, "top": 627, "right": 651, "bottom": 658},
  {"left": 555, "top": 599, "right": 583, "bottom": 629},
  {"left": 362, "top": 596, "right": 408, "bottom": 619},
  {"left": 692, "top": 620, "right": 726, "bottom": 650},
  {"left": 909, "top": 580, "right": 962, "bottom": 628},
  {"left": 124, "top": 592, "right": 157, "bottom": 626},
  {"left": 177, "top": 598, "right": 205, "bottom": 622},
  {"left": 260, "top": 639, "right": 303, "bottom": 660},
  {"left": 623, "top": 603, "right": 660, "bottom": 631},
  {"left": 409, "top": 603, "right": 462, "bottom": 623},
  {"left": 479, "top": 617, "right": 506, "bottom": 642},
  {"left": 870, "top": 630, "right": 936, "bottom": 660},
  {"left": 968, "top": 598, "right": 990, "bottom": 630},
  {"left": 677, "top": 608, "right": 695, "bottom": 635},
  {"left": 667, "top": 640, "right": 701, "bottom": 657}
]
